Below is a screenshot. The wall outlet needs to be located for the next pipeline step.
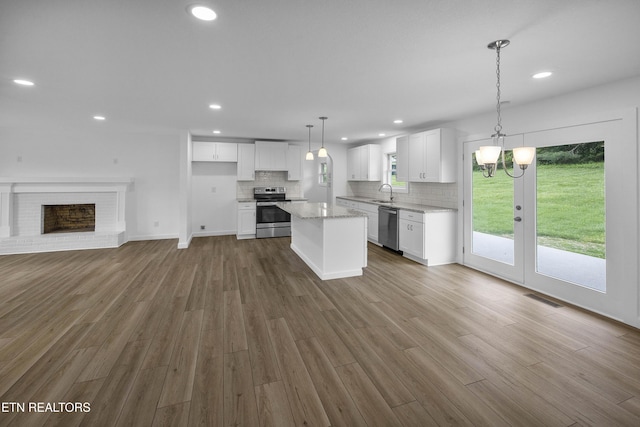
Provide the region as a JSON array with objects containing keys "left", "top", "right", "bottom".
[
  {"left": 17, "top": 156, "right": 22, "bottom": 162},
  {"left": 211, "top": 187, "right": 217, "bottom": 193},
  {"left": 200, "top": 225, "right": 206, "bottom": 230},
  {"left": 113, "top": 158, "right": 119, "bottom": 164},
  {"left": 154, "top": 221, "right": 159, "bottom": 227}
]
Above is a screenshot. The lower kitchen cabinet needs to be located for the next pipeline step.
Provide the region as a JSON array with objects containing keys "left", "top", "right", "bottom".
[
  {"left": 399, "top": 211, "right": 425, "bottom": 258},
  {"left": 399, "top": 209, "right": 456, "bottom": 265},
  {"left": 236, "top": 201, "right": 256, "bottom": 239},
  {"left": 336, "top": 198, "right": 378, "bottom": 243}
]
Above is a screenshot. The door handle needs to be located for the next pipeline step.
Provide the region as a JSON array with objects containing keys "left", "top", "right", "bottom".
[{"left": 514, "top": 217, "right": 522, "bottom": 222}]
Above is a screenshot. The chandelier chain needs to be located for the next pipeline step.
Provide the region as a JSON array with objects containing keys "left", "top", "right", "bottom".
[{"left": 495, "top": 43, "right": 502, "bottom": 135}]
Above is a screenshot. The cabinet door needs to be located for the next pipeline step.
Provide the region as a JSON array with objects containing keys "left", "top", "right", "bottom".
[
  {"left": 408, "top": 133, "right": 426, "bottom": 181},
  {"left": 237, "top": 203, "right": 256, "bottom": 236},
  {"left": 362, "top": 145, "right": 382, "bottom": 181},
  {"left": 255, "top": 141, "right": 287, "bottom": 171},
  {"left": 286, "top": 145, "right": 302, "bottom": 180},
  {"left": 423, "top": 130, "right": 441, "bottom": 182},
  {"left": 237, "top": 144, "right": 255, "bottom": 181},
  {"left": 192, "top": 141, "right": 215, "bottom": 161},
  {"left": 215, "top": 143, "right": 238, "bottom": 162},
  {"left": 399, "top": 219, "right": 425, "bottom": 258},
  {"left": 347, "top": 147, "right": 360, "bottom": 180},
  {"left": 396, "top": 136, "right": 409, "bottom": 182}
]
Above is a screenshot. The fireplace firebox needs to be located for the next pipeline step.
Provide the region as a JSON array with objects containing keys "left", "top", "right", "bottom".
[{"left": 42, "top": 204, "right": 96, "bottom": 234}]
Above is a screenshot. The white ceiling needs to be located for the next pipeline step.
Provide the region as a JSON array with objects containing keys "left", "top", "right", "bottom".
[{"left": 2, "top": 0, "right": 640, "bottom": 144}]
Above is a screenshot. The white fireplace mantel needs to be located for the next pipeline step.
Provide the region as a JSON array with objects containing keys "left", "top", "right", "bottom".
[{"left": 0, "top": 177, "right": 133, "bottom": 245}]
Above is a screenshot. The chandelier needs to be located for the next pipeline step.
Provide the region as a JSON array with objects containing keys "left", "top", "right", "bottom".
[{"left": 476, "top": 40, "right": 535, "bottom": 178}]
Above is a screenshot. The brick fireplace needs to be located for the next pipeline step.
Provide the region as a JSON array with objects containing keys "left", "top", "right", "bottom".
[{"left": 0, "top": 177, "right": 133, "bottom": 254}]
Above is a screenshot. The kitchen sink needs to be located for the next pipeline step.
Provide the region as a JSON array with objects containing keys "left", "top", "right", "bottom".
[{"left": 370, "top": 199, "right": 394, "bottom": 204}]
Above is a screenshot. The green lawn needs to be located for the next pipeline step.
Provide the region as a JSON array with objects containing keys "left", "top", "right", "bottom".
[{"left": 472, "top": 162, "right": 605, "bottom": 258}]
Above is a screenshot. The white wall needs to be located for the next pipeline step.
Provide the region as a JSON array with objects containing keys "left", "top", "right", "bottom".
[
  {"left": 0, "top": 127, "right": 181, "bottom": 241},
  {"left": 302, "top": 142, "right": 348, "bottom": 203},
  {"left": 191, "top": 162, "right": 238, "bottom": 236}
]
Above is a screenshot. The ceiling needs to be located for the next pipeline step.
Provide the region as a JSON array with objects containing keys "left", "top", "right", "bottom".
[{"left": 2, "top": 0, "right": 640, "bottom": 144}]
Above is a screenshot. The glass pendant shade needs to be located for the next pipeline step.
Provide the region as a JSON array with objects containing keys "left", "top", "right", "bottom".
[
  {"left": 318, "top": 116, "right": 328, "bottom": 158},
  {"left": 305, "top": 124, "right": 314, "bottom": 160},
  {"left": 478, "top": 145, "right": 501, "bottom": 166},
  {"left": 513, "top": 146, "right": 535, "bottom": 168},
  {"left": 474, "top": 149, "right": 485, "bottom": 166}
]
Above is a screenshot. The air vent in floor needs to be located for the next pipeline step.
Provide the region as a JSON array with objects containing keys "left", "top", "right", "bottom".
[{"left": 525, "top": 293, "right": 563, "bottom": 308}]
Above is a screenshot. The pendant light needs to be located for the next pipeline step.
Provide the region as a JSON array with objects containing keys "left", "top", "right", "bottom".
[
  {"left": 477, "top": 40, "right": 535, "bottom": 178},
  {"left": 318, "top": 116, "right": 328, "bottom": 158},
  {"left": 305, "top": 124, "right": 314, "bottom": 160}
]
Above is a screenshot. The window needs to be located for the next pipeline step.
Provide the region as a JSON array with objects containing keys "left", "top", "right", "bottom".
[
  {"left": 319, "top": 161, "right": 328, "bottom": 186},
  {"left": 385, "top": 152, "right": 408, "bottom": 192}
]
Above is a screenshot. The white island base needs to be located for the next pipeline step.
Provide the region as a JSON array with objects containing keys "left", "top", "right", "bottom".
[{"left": 280, "top": 202, "right": 368, "bottom": 280}]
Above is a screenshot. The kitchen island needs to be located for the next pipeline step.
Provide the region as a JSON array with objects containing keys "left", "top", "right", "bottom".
[{"left": 277, "top": 202, "right": 368, "bottom": 280}]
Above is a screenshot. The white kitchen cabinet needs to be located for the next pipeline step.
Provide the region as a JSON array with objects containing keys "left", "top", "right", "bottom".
[
  {"left": 398, "top": 209, "right": 456, "bottom": 265},
  {"left": 236, "top": 201, "right": 256, "bottom": 239},
  {"left": 347, "top": 144, "right": 382, "bottom": 181},
  {"left": 407, "top": 128, "right": 456, "bottom": 183},
  {"left": 237, "top": 144, "right": 255, "bottom": 181},
  {"left": 396, "top": 135, "right": 409, "bottom": 182},
  {"left": 255, "top": 141, "right": 288, "bottom": 171},
  {"left": 286, "top": 145, "right": 302, "bottom": 180},
  {"left": 192, "top": 141, "right": 238, "bottom": 162},
  {"left": 399, "top": 210, "right": 425, "bottom": 258}
]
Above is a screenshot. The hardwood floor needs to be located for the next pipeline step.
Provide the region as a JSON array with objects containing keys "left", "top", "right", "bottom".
[{"left": 1, "top": 235, "right": 640, "bottom": 426}]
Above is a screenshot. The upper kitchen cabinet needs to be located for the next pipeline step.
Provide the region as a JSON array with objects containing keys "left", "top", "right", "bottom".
[
  {"left": 407, "top": 128, "right": 456, "bottom": 183},
  {"left": 192, "top": 141, "right": 238, "bottom": 162},
  {"left": 286, "top": 145, "right": 302, "bottom": 181},
  {"left": 255, "top": 141, "right": 288, "bottom": 171},
  {"left": 237, "top": 144, "right": 255, "bottom": 181},
  {"left": 347, "top": 144, "right": 382, "bottom": 181}
]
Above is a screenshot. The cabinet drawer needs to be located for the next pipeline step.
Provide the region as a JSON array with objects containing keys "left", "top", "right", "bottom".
[
  {"left": 399, "top": 210, "right": 425, "bottom": 223},
  {"left": 237, "top": 202, "right": 256, "bottom": 210}
]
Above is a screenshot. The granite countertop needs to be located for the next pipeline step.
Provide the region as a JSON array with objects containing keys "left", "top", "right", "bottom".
[
  {"left": 277, "top": 202, "right": 368, "bottom": 219},
  {"left": 237, "top": 198, "right": 255, "bottom": 203},
  {"left": 336, "top": 196, "right": 457, "bottom": 213}
]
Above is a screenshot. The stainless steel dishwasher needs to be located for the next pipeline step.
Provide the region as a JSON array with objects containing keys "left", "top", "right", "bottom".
[{"left": 378, "top": 205, "right": 400, "bottom": 251}]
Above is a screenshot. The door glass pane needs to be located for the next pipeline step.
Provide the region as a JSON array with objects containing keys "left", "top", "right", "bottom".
[
  {"left": 472, "top": 152, "right": 514, "bottom": 264},
  {"left": 536, "top": 141, "right": 605, "bottom": 291}
]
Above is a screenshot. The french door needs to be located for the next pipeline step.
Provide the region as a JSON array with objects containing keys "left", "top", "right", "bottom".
[
  {"left": 463, "top": 135, "right": 525, "bottom": 284},
  {"left": 463, "top": 119, "right": 628, "bottom": 316}
]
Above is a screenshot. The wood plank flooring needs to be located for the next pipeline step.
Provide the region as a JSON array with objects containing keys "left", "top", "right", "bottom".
[{"left": 1, "top": 235, "right": 640, "bottom": 426}]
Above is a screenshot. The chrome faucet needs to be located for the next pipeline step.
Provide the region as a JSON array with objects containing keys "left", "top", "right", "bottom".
[{"left": 378, "top": 183, "right": 394, "bottom": 202}]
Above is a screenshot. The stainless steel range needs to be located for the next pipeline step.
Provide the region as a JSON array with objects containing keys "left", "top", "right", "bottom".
[{"left": 254, "top": 187, "right": 291, "bottom": 238}]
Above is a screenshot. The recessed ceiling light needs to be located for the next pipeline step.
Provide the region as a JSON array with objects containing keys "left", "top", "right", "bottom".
[
  {"left": 13, "top": 79, "right": 34, "bottom": 86},
  {"left": 209, "top": 104, "right": 221, "bottom": 110},
  {"left": 378, "top": 133, "right": 386, "bottom": 137},
  {"left": 189, "top": 5, "right": 217, "bottom": 21},
  {"left": 393, "top": 119, "right": 403, "bottom": 124},
  {"left": 341, "top": 137, "right": 348, "bottom": 141},
  {"left": 93, "top": 115, "right": 106, "bottom": 121},
  {"left": 213, "top": 130, "right": 221, "bottom": 134},
  {"left": 532, "top": 71, "right": 552, "bottom": 79}
]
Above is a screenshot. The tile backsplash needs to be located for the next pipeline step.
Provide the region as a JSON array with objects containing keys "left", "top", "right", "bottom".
[
  {"left": 347, "top": 181, "right": 457, "bottom": 209},
  {"left": 236, "top": 171, "right": 302, "bottom": 199}
]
